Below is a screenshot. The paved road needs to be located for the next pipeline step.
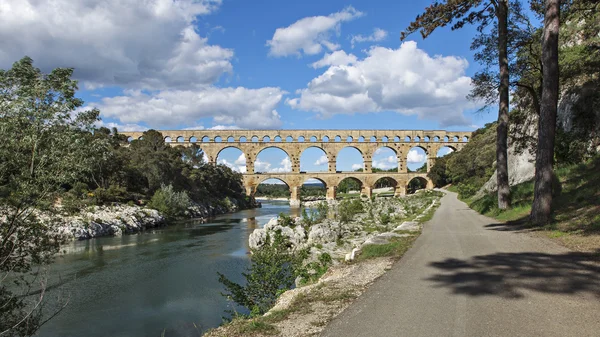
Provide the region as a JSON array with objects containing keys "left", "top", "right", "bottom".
[{"left": 322, "top": 191, "right": 600, "bottom": 337}]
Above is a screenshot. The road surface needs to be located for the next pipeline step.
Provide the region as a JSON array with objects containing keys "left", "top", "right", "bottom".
[{"left": 322, "top": 191, "right": 600, "bottom": 337}]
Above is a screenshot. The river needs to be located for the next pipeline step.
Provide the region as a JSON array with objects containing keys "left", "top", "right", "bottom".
[{"left": 37, "top": 201, "right": 297, "bottom": 337}]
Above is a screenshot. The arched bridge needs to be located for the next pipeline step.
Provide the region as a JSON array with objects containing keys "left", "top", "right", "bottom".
[{"left": 120, "top": 129, "right": 471, "bottom": 206}]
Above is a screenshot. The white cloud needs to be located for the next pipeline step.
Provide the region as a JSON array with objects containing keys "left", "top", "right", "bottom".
[
  {"left": 350, "top": 28, "right": 388, "bottom": 48},
  {"left": 407, "top": 149, "right": 426, "bottom": 163},
  {"left": 271, "top": 157, "right": 292, "bottom": 173},
  {"left": 267, "top": 6, "right": 363, "bottom": 57},
  {"left": 311, "top": 50, "right": 358, "bottom": 69},
  {"left": 234, "top": 154, "right": 247, "bottom": 166},
  {"left": 351, "top": 163, "right": 363, "bottom": 170},
  {"left": 314, "top": 155, "right": 329, "bottom": 166},
  {"left": 91, "top": 87, "right": 285, "bottom": 129},
  {"left": 95, "top": 120, "right": 148, "bottom": 132},
  {"left": 373, "top": 155, "right": 398, "bottom": 170},
  {"left": 0, "top": 0, "right": 229, "bottom": 90},
  {"left": 288, "top": 41, "right": 474, "bottom": 127}
]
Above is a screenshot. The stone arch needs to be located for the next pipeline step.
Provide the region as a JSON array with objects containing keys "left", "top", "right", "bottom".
[
  {"left": 407, "top": 176, "right": 430, "bottom": 194},
  {"left": 310, "top": 136, "right": 318, "bottom": 142},
  {"left": 254, "top": 146, "right": 292, "bottom": 160},
  {"left": 164, "top": 136, "right": 172, "bottom": 143},
  {"left": 189, "top": 136, "right": 198, "bottom": 143},
  {"left": 263, "top": 136, "right": 271, "bottom": 142},
  {"left": 216, "top": 145, "right": 244, "bottom": 159},
  {"left": 274, "top": 136, "right": 282, "bottom": 142},
  {"left": 256, "top": 176, "right": 290, "bottom": 188},
  {"left": 336, "top": 176, "right": 365, "bottom": 193},
  {"left": 346, "top": 136, "right": 353, "bottom": 142},
  {"left": 300, "top": 146, "right": 328, "bottom": 172},
  {"left": 322, "top": 135, "right": 330, "bottom": 142},
  {"left": 126, "top": 136, "right": 134, "bottom": 143},
  {"left": 286, "top": 136, "right": 294, "bottom": 142},
  {"left": 227, "top": 136, "right": 235, "bottom": 142},
  {"left": 462, "top": 136, "right": 469, "bottom": 142},
  {"left": 239, "top": 136, "right": 247, "bottom": 142},
  {"left": 372, "top": 146, "right": 398, "bottom": 172},
  {"left": 336, "top": 146, "right": 365, "bottom": 172}
]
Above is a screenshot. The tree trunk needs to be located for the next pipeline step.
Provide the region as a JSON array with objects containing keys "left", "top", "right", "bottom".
[
  {"left": 496, "top": 0, "right": 511, "bottom": 210},
  {"left": 531, "top": 0, "right": 560, "bottom": 225}
]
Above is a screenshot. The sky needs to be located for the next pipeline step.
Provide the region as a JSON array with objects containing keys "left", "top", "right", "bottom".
[{"left": 0, "top": 0, "right": 492, "bottom": 180}]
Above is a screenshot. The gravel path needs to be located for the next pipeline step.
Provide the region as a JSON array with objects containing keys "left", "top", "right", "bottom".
[{"left": 322, "top": 191, "right": 600, "bottom": 337}]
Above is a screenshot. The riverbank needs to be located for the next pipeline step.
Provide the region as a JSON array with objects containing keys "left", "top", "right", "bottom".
[
  {"left": 205, "top": 190, "right": 442, "bottom": 336},
  {"left": 54, "top": 197, "right": 259, "bottom": 240}
]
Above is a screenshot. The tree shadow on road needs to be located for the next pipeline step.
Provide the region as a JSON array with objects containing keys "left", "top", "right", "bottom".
[{"left": 426, "top": 250, "right": 600, "bottom": 299}]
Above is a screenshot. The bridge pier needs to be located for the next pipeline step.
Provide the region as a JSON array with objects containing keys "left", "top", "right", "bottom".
[
  {"left": 326, "top": 186, "right": 336, "bottom": 200},
  {"left": 362, "top": 185, "right": 373, "bottom": 199},
  {"left": 395, "top": 185, "right": 406, "bottom": 197},
  {"left": 290, "top": 185, "right": 301, "bottom": 207}
]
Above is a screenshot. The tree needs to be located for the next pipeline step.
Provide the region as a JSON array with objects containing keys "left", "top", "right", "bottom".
[
  {"left": 402, "top": 0, "right": 512, "bottom": 209},
  {"left": 0, "top": 57, "right": 101, "bottom": 335},
  {"left": 530, "top": 0, "right": 560, "bottom": 225}
]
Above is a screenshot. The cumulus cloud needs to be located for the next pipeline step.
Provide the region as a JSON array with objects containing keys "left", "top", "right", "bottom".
[
  {"left": 0, "top": 0, "right": 229, "bottom": 90},
  {"left": 219, "top": 154, "right": 247, "bottom": 173},
  {"left": 351, "top": 163, "right": 363, "bottom": 171},
  {"left": 288, "top": 41, "right": 474, "bottom": 127},
  {"left": 373, "top": 155, "right": 397, "bottom": 170},
  {"left": 91, "top": 87, "right": 286, "bottom": 129},
  {"left": 311, "top": 50, "right": 358, "bottom": 69},
  {"left": 254, "top": 157, "right": 291, "bottom": 173},
  {"left": 267, "top": 6, "right": 363, "bottom": 57},
  {"left": 407, "top": 149, "right": 426, "bottom": 163},
  {"left": 350, "top": 28, "right": 388, "bottom": 48},
  {"left": 314, "top": 155, "right": 329, "bottom": 166}
]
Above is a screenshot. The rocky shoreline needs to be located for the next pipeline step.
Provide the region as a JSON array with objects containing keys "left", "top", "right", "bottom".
[
  {"left": 205, "top": 190, "right": 443, "bottom": 337},
  {"left": 55, "top": 197, "right": 258, "bottom": 240}
]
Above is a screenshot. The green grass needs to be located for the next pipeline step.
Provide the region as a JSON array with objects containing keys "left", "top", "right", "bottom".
[
  {"left": 357, "top": 236, "right": 416, "bottom": 261},
  {"left": 446, "top": 185, "right": 459, "bottom": 193},
  {"left": 467, "top": 155, "right": 600, "bottom": 234}
]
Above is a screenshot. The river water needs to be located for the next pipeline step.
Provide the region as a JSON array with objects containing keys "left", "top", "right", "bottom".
[{"left": 37, "top": 201, "right": 296, "bottom": 337}]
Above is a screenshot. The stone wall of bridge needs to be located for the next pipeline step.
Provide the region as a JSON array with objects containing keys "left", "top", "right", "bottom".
[{"left": 120, "top": 129, "right": 471, "bottom": 205}]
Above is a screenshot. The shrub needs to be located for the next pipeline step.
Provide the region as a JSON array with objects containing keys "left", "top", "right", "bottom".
[
  {"left": 148, "top": 184, "right": 191, "bottom": 218},
  {"left": 379, "top": 212, "right": 391, "bottom": 226},
  {"left": 218, "top": 232, "right": 306, "bottom": 316},
  {"left": 338, "top": 199, "right": 364, "bottom": 223}
]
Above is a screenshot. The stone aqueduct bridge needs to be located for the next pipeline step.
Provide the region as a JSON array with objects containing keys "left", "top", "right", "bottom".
[{"left": 121, "top": 129, "right": 472, "bottom": 206}]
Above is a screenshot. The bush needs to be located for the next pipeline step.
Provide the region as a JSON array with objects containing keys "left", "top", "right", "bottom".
[
  {"left": 379, "top": 212, "right": 391, "bottom": 226},
  {"left": 148, "top": 184, "right": 191, "bottom": 218},
  {"left": 338, "top": 199, "right": 364, "bottom": 223},
  {"left": 218, "top": 232, "right": 306, "bottom": 316}
]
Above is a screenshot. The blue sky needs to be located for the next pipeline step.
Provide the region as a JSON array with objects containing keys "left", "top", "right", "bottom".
[{"left": 0, "top": 0, "right": 492, "bottom": 177}]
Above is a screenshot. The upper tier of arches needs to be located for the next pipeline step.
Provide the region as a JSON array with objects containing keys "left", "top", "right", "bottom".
[{"left": 122, "top": 129, "right": 472, "bottom": 144}]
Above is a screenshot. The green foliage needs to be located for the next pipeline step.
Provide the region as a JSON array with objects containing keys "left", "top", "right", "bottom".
[
  {"left": 0, "top": 57, "right": 101, "bottom": 335},
  {"left": 277, "top": 213, "right": 295, "bottom": 227},
  {"left": 301, "top": 202, "right": 329, "bottom": 226},
  {"left": 379, "top": 212, "right": 391, "bottom": 226},
  {"left": 297, "top": 252, "right": 332, "bottom": 285},
  {"left": 428, "top": 122, "right": 496, "bottom": 197},
  {"left": 337, "top": 199, "right": 364, "bottom": 223},
  {"left": 148, "top": 184, "right": 191, "bottom": 219},
  {"left": 218, "top": 232, "right": 306, "bottom": 316},
  {"left": 337, "top": 178, "right": 361, "bottom": 193}
]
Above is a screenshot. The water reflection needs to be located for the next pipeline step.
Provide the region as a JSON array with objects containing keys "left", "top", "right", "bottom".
[{"left": 38, "top": 201, "right": 292, "bottom": 337}]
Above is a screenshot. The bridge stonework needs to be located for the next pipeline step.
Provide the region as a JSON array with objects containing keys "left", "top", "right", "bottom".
[{"left": 121, "top": 129, "right": 471, "bottom": 206}]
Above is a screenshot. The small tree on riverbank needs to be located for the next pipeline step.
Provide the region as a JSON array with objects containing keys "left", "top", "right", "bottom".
[
  {"left": 0, "top": 57, "right": 102, "bottom": 335},
  {"left": 218, "top": 232, "right": 306, "bottom": 316}
]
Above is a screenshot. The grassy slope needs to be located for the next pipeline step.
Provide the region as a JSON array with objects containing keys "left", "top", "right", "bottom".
[{"left": 465, "top": 155, "right": 600, "bottom": 252}]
